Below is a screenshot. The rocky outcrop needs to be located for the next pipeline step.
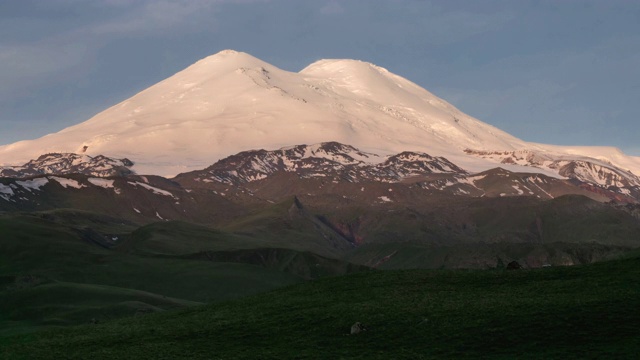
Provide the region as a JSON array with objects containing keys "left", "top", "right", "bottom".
[{"left": 0, "top": 153, "right": 134, "bottom": 178}]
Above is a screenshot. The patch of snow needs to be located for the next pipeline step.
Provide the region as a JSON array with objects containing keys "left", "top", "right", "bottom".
[
  {"left": 131, "top": 182, "right": 176, "bottom": 198},
  {"left": 133, "top": 208, "right": 141, "bottom": 213},
  {"left": 88, "top": 178, "right": 115, "bottom": 188},
  {"left": 530, "top": 182, "right": 554, "bottom": 199},
  {"left": 378, "top": 196, "right": 392, "bottom": 202},
  {"left": 457, "top": 174, "right": 486, "bottom": 186},
  {"left": 15, "top": 178, "right": 49, "bottom": 192},
  {"left": 0, "top": 184, "right": 14, "bottom": 196},
  {"left": 50, "top": 176, "right": 86, "bottom": 189},
  {"left": 511, "top": 185, "right": 524, "bottom": 195},
  {"left": 0, "top": 183, "right": 14, "bottom": 201},
  {"left": 247, "top": 173, "right": 267, "bottom": 181}
]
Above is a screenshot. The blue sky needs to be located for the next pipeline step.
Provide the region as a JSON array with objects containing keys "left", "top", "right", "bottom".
[{"left": 1, "top": 0, "right": 639, "bottom": 154}]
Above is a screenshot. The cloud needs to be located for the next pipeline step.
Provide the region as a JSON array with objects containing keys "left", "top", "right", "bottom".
[
  {"left": 421, "top": 9, "right": 514, "bottom": 45},
  {"left": 320, "top": 0, "right": 344, "bottom": 15},
  {"left": 89, "top": 0, "right": 219, "bottom": 35},
  {"left": 0, "top": 0, "right": 225, "bottom": 102},
  {"left": 0, "top": 42, "right": 90, "bottom": 99}
]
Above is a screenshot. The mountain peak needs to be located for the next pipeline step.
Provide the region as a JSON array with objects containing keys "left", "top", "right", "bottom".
[
  {"left": 299, "top": 58, "right": 395, "bottom": 92},
  {"left": 179, "top": 49, "right": 273, "bottom": 78},
  {"left": 301, "top": 58, "right": 389, "bottom": 75},
  {"left": 1, "top": 51, "right": 640, "bottom": 178},
  {"left": 199, "top": 49, "right": 257, "bottom": 63},
  {"left": 216, "top": 49, "right": 240, "bottom": 55}
]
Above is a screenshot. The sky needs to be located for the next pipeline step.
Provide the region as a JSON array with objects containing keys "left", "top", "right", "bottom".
[{"left": 1, "top": 0, "right": 639, "bottom": 155}]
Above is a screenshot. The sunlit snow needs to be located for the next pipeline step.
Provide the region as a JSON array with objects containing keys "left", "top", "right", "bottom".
[
  {"left": 131, "top": 182, "right": 175, "bottom": 198},
  {"left": 50, "top": 176, "right": 86, "bottom": 189},
  {"left": 15, "top": 178, "right": 49, "bottom": 192},
  {"left": 88, "top": 178, "right": 115, "bottom": 188},
  {"left": 0, "top": 50, "right": 638, "bottom": 179}
]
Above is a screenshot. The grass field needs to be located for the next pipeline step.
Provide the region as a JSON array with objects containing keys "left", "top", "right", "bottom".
[
  {"left": 2, "top": 196, "right": 640, "bottom": 358},
  {"left": 3, "top": 255, "right": 639, "bottom": 359},
  {"left": 0, "top": 209, "right": 371, "bottom": 338}
]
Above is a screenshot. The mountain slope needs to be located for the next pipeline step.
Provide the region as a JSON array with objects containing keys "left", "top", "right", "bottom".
[
  {"left": 4, "top": 162, "right": 639, "bottom": 270},
  {"left": 5, "top": 50, "right": 635, "bottom": 178}
]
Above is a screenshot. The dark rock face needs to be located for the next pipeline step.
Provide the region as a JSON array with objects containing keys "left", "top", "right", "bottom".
[{"left": 0, "top": 153, "right": 134, "bottom": 178}]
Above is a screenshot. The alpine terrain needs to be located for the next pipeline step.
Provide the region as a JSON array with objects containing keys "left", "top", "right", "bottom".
[
  {"left": 1, "top": 50, "right": 640, "bottom": 357},
  {"left": 1, "top": 49, "right": 639, "bottom": 179}
]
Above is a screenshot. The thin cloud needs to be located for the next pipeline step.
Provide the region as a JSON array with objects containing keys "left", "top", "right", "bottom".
[
  {"left": 90, "top": 0, "right": 218, "bottom": 35},
  {"left": 0, "top": 42, "right": 89, "bottom": 99},
  {"left": 0, "top": 0, "right": 223, "bottom": 102},
  {"left": 421, "top": 10, "right": 514, "bottom": 45},
  {"left": 320, "top": 0, "right": 345, "bottom": 15}
]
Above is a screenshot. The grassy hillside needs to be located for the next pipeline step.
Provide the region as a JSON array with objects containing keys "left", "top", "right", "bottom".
[
  {"left": 0, "top": 279, "right": 199, "bottom": 337},
  {"left": 0, "top": 211, "right": 364, "bottom": 336},
  {"left": 222, "top": 197, "right": 356, "bottom": 257},
  {"left": 2, "top": 194, "right": 640, "bottom": 351},
  {"left": 0, "top": 213, "right": 303, "bottom": 301},
  {"left": 3, "top": 256, "right": 639, "bottom": 359}
]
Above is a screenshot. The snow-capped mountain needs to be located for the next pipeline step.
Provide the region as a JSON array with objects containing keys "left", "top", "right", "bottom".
[{"left": 1, "top": 49, "right": 639, "bottom": 181}]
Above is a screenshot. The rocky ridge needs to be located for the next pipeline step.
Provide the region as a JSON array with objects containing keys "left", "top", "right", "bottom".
[
  {"left": 465, "top": 149, "right": 640, "bottom": 201},
  {"left": 0, "top": 153, "right": 134, "bottom": 179},
  {"left": 2, "top": 142, "right": 639, "bottom": 204},
  {"left": 174, "top": 141, "right": 467, "bottom": 186}
]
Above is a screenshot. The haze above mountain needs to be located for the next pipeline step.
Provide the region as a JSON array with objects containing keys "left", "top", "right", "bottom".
[{"left": 1, "top": 50, "right": 638, "bottom": 177}]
